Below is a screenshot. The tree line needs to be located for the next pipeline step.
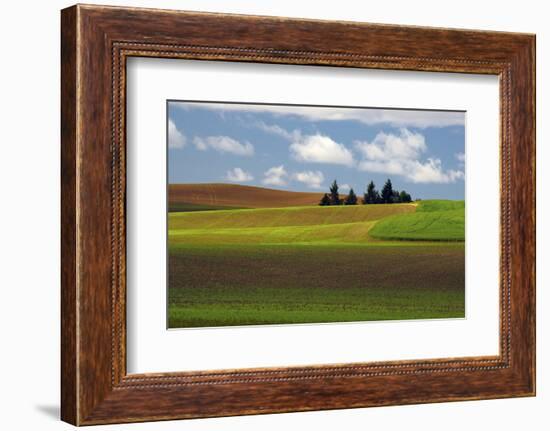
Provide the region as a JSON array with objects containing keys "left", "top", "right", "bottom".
[{"left": 319, "top": 179, "right": 412, "bottom": 206}]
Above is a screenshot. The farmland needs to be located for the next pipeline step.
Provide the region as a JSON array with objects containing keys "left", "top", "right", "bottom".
[
  {"left": 369, "top": 200, "right": 465, "bottom": 241},
  {"left": 169, "top": 183, "right": 323, "bottom": 209},
  {"left": 167, "top": 184, "right": 465, "bottom": 328}
]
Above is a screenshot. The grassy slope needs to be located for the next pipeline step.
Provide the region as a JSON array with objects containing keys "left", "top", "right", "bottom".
[
  {"left": 416, "top": 200, "right": 465, "bottom": 212},
  {"left": 369, "top": 200, "right": 465, "bottom": 241},
  {"left": 170, "top": 222, "right": 378, "bottom": 246},
  {"left": 169, "top": 203, "right": 416, "bottom": 245},
  {"left": 169, "top": 203, "right": 416, "bottom": 228}
]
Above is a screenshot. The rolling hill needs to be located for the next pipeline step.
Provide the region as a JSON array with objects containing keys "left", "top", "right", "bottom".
[
  {"left": 168, "top": 183, "right": 326, "bottom": 210},
  {"left": 169, "top": 203, "right": 416, "bottom": 229},
  {"left": 167, "top": 183, "right": 465, "bottom": 245},
  {"left": 369, "top": 200, "right": 465, "bottom": 241},
  {"left": 168, "top": 203, "right": 417, "bottom": 246}
]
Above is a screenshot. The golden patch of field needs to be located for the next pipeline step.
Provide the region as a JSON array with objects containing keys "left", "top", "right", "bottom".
[
  {"left": 169, "top": 203, "right": 416, "bottom": 245},
  {"left": 169, "top": 203, "right": 415, "bottom": 229}
]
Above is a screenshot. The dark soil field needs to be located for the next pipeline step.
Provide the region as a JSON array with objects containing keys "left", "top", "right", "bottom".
[{"left": 168, "top": 243, "right": 465, "bottom": 328}]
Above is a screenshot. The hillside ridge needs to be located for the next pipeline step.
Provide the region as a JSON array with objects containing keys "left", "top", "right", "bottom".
[{"left": 169, "top": 183, "right": 326, "bottom": 209}]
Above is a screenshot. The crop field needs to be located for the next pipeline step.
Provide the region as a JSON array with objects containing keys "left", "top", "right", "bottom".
[
  {"left": 369, "top": 200, "right": 465, "bottom": 241},
  {"left": 169, "top": 183, "right": 324, "bottom": 209},
  {"left": 168, "top": 202, "right": 243, "bottom": 212},
  {"left": 167, "top": 185, "right": 465, "bottom": 328}
]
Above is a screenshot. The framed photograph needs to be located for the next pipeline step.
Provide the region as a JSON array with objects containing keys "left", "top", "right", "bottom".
[
  {"left": 61, "top": 4, "right": 535, "bottom": 425},
  {"left": 164, "top": 100, "right": 466, "bottom": 330}
]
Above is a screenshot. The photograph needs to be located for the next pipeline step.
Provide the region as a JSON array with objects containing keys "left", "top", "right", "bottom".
[{"left": 167, "top": 101, "right": 466, "bottom": 328}]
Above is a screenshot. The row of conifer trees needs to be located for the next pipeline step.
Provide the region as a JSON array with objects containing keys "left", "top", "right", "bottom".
[{"left": 319, "top": 179, "right": 412, "bottom": 206}]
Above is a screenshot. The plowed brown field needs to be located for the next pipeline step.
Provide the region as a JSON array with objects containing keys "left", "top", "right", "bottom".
[{"left": 169, "top": 183, "right": 325, "bottom": 209}]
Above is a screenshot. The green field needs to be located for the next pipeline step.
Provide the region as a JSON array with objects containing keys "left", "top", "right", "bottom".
[
  {"left": 169, "top": 203, "right": 416, "bottom": 246},
  {"left": 369, "top": 200, "right": 465, "bottom": 241},
  {"left": 168, "top": 199, "right": 465, "bottom": 328}
]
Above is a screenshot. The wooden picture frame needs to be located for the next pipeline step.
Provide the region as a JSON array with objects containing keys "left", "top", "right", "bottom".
[{"left": 61, "top": 4, "right": 535, "bottom": 425}]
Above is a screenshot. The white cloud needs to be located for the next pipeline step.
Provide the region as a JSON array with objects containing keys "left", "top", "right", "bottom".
[
  {"left": 255, "top": 121, "right": 301, "bottom": 141},
  {"left": 358, "top": 160, "right": 407, "bottom": 176},
  {"left": 293, "top": 171, "right": 325, "bottom": 189},
  {"left": 407, "top": 159, "right": 464, "bottom": 184},
  {"left": 356, "top": 128, "right": 464, "bottom": 184},
  {"left": 339, "top": 183, "right": 351, "bottom": 191},
  {"left": 359, "top": 159, "right": 463, "bottom": 184},
  {"left": 455, "top": 152, "right": 466, "bottom": 162},
  {"left": 168, "top": 119, "right": 186, "bottom": 149},
  {"left": 290, "top": 134, "right": 355, "bottom": 166},
  {"left": 224, "top": 167, "right": 253, "bottom": 182},
  {"left": 355, "top": 128, "right": 427, "bottom": 161},
  {"left": 174, "top": 102, "right": 465, "bottom": 128},
  {"left": 193, "top": 135, "right": 254, "bottom": 156},
  {"left": 262, "top": 165, "right": 288, "bottom": 187}
]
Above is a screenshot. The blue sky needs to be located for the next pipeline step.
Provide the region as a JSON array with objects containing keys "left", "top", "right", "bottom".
[{"left": 168, "top": 101, "right": 465, "bottom": 200}]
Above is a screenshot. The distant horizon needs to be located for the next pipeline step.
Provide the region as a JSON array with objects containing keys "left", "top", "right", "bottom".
[
  {"left": 168, "top": 182, "right": 466, "bottom": 202},
  {"left": 168, "top": 101, "right": 465, "bottom": 200}
]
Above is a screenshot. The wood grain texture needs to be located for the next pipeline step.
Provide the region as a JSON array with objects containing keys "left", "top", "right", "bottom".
[
  {"left": 60, "top": 5, "right": 78, "bottom": 425},
  {"left": 60, "top": 4, "right": 536, "bottom": 425}
]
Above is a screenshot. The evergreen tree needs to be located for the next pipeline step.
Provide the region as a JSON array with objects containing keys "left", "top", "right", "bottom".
[
  {"left": 392, "top": 190, "right": 401, "bottom": 203},
  {"left": 381, "top": 179, "right": 394, "bottom": 203},
  {"left": 399, "top": 190, "right": 412, "bottom": 203},
  {"left": 345, "top": 188, "right": 358, "bottom": 205},
  {"left": 363, "top": 181, "right": 379, "bottom": 204},
  {"left": 319, "top": 193, "right": 331, "bottom": 206},
  {"left": 329, "top": 180, "right": 341, "bottom": 205}
]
